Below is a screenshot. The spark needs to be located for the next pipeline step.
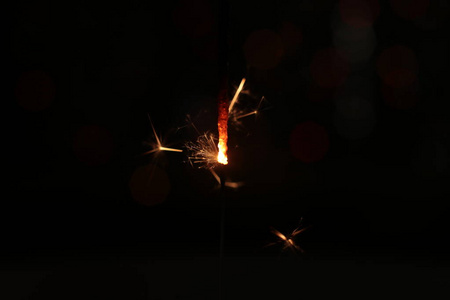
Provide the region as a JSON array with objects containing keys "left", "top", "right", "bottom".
[
  {"left": 209, "top": 169, "right": 245, "bottom": 189},
  {"left": 266, "top": 220, "right": 310, "bottom": 254},
  {"left": 185, "top": 132, "right": 221, "bottom": 169},
  {"left": 142, "top": 116, "right": 183, "bottom": 156},
  {"left": 228, "top": 78, "right": 246, "bottom": 114},
  {"left": 235, "top": 110, "right": 258, "bottom": 120},
  {"left": 229, "top": 96, "right": 269, "bottom": 126}
]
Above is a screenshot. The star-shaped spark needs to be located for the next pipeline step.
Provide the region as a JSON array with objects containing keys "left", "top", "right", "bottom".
[
  {"left": 142, "top": 116, "right": 183, "bottom": 156},
  {"left": 266, "top": 220, "right": 310, "bottom": 254}
]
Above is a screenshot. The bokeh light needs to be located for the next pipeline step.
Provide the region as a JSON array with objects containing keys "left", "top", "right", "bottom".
[
  {"left": 411, "top": 140, "right": 448, "bottom": 179},
  {"left": 389, "top": 0, "right": 430, "bottom": 20},
  {"left": 334, "top": 96, "right": 376, "bottom": 139},
  {"left": 310, "top": 48, "right": 350, "bottom": 88},
  {"left": 307, "top": 84, "right": 336, "bottom": 103},
  {"left": 113, "top": 60, "right": 150, "bottom": 99},
  {"left": 377, "top": 45, "right": 418, "bottom": 88},
  {"left": 243, "top": 29, "right": 284, "bottom": 70},
  {"left": 15, "top": 70, "right": 55, "bottom": 111},
  {"left": 333, "top": 23, "right": 377, "bottom": 65},
  {"left": 290, "top": 121, "right": 330, "bottom": 163},
  {"left": 129, "top": 163, "right": 170, "bottom": 206},
  {"left": 191, "top": 35, "right": 218, "bottom": 61},
  {"left": 338, "top": 0, "right": 380, "bottom": 28},
  {"left": 73, "top": 125, "right": 114, "bottom": 166},
  {"left": 413, "top": 0, "right": 450, "bottom": 30},
  {"left": 172, "top": 0, "right": 215, "bottom": 38},
  {"left": 381, "top": 80, "right": 419, "bottom": 110},
  {"left": 279, "top": 21, "right": 303, "bottom": 57}
]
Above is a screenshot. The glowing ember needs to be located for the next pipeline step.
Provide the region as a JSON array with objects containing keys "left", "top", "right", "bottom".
[{"left": 217, "top": 82, "right": 229, "bottom": 165}]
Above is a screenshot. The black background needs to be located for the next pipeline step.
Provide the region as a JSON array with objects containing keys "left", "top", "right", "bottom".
[{"left": 3, "top": 0, "right": 450, "bottom": 299}]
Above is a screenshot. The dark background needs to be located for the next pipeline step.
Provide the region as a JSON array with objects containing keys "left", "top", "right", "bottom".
[{"left": 3, "top": 0, "right": 450, "bottom": 299}]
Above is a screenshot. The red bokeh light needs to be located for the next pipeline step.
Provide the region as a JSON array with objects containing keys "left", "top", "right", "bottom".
[
  {"left": 73, "top": 125, "right": 114, "bottom": 166},
  {"left": 15, "top": 70, "right": 55, "bottom": 112},
  {"left": 290, "top": 121, "right": 330, "bottom": 163},
  {"left": 172, "top": 0, "right": 215, "bottom": 38},
  {"left": 279, "top": 21, "right": 303, "bottom": 57},
  {"left": 377, "top": 45, "right": 418, "bottom": 88},
  {"left": 310, "top": 48, "right": 350, "bottom": 88},
  {"left": 381, "top": 80, "right": 419, "bottom": 110},
  {"left": 339, "top": 0, "right": 380, "bottom": 28},
  {"left": 389, "top": 0, "right": 430, "bottom": 20},
  {"left": 244, "top": 29, "right": 284, "bottom": 70},
  {"left": 129, "top": 164, "right": 170, "bottom": 206}
]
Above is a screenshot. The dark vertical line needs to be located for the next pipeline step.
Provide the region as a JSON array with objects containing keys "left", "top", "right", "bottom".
[
  {"left": 217, "top": 0, "right": 229, "bottom": 298},
  {"left": 218, "top": 0, "right": 230, "bottom": 79},
  {"left": 218, "top": 173, "right": 226, "bottom": 300}
]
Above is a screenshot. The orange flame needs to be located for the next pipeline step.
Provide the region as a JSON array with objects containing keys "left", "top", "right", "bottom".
[{"left": 217, "top": 86, "right": 228, "bottom": 165}]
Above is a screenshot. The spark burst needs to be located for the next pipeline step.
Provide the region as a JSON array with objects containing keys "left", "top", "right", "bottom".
[
  {"left": 142, "top": 116, "right": 183, "bottom": 156},
  {"left": 266, "top": 220, "right": 310, "bottom": 254},
  {"left": 185, "top": 132, "right": 221, "bottom": 169}
]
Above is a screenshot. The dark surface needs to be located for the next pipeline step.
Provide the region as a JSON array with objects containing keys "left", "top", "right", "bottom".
[{"left": 4, "top": 0, "right": 450, "bottom": 299}]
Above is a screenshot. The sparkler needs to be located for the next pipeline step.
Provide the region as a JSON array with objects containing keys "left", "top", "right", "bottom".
[{"left": 185, "top": 78, "right": 248, "bottom": 169}]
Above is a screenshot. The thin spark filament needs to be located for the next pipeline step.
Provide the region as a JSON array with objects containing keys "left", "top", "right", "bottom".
[
  {"left": 235, "top": 110, "right": 257, "bottom": 120},
  {"left": 159, "top": 146, "right": 183, "bottom": 153},
  {"left": 228, "top": 78, "right": 246, "bottom": 114}
]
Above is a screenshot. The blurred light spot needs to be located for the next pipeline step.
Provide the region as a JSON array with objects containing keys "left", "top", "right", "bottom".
[
  {"left": 414, "top": 0, "right": 450, "bottom": 30},
  {"left": 307, "top": 85, "right": 336, "bottom": 103},
  {"left": 333, "top": 23, "right": 376, "bottom": 64},
  {"left": 381, "top": 80, "right": 419, "bottom": 110},
  {"left": 334, "top": 97, "right": 376, "bottom": 139},
  {"left": 377, "top": 45, "right": 418, "bottom": 88},
  {"left": 113, "top": 60, "right": 149, "bottom": 98},
  {"left": 279, "top": 21, "right": 303, "bottom": 57},
  {"left": 73, "top": 125, "right": 114, "bottom": 166},
  {"left": 310, "top": 48, "right": 349, "bottom": 88},
  {"left": 290, "top": 121, "right": 330, "bottom": 163},
  {"left": 172, "top": 0, "right": 215, "bottom": 38},
  {"left": 390, "top": 0, "right": 430, "bottom": 20},
  {"left": 411, "top": 140, "right": 448, "bottom": 178},
  {"left": 244, "top": 29, "right": 284, "bottom": 70},
  {"left": 328, "top": 157, "right": 376, "bottom": 192},
  {"left": 129, "top": 164, "right": 170, "bottom": 206},
  {"left": 339, "top": 0, "right": 380, "bottom": 28},
  {"left": 418, "top": 40, "right": 449, "bottom": 73},
  {"left": 191, "top": 35, "right": 218, "bottom": 61},
  {"left": 15, "top": 70, "right": 55, "bottom": 111}
]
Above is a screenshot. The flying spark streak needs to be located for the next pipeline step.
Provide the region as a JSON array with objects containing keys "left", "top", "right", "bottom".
[
  {"left": 209, "top": 169, "right": 245, "bottom": 189},
  {"left": 235, "top": 110, "right": 258, "bottom": 120},
  {"left": 229, "top": 96, "right": 268, "bottom": 126},
  {"left": 228, "top": 78, "right": 246, "bottom": 114}
]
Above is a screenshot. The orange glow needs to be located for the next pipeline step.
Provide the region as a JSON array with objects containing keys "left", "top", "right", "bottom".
[{"left": 217, "top": 86, "right": 228, "bottom": 165}]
